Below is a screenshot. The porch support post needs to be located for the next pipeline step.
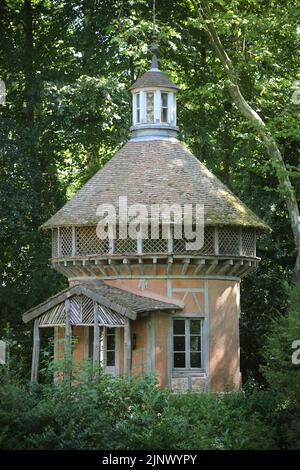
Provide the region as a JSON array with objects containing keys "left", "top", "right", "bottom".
[
  {"left": 31, "top": 318, "right": 40, "bottom": 383},
  {"left": 124, "top": 317, "right": 131, "bottom": 376},
  {"left": 64, "top": 299, "right": 72, "bottom": 384},
  {"left": 93, "top": 302, "right": 100, "bottom": 367}
]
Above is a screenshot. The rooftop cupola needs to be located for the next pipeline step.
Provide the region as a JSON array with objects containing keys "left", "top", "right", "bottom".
[{"left": 129, "top": 46, "right": 180, "bottom": 141}]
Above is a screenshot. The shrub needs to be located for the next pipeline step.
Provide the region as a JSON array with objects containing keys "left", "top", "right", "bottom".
[
  {"left": 0, "top": 374, "right": 277, "bottom": 450},
  {"left": 261, "top": 284, "right": 300, "bottom": 449}
]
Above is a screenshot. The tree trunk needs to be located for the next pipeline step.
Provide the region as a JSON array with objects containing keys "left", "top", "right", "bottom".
[{"left": 194, "top": 0, "right": 300, "bottom": 279}]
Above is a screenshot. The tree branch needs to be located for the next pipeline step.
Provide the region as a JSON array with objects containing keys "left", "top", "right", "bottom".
[{"left": 193, "top": 0, "right": 300, "bottom": 277}]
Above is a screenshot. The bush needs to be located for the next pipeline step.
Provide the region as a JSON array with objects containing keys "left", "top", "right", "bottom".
[
  {"left": 0, "top": 374, "right": 277, "bottom": 450},
  {"left": 261, "top": 284, "right": 300, "bottom": 449}
]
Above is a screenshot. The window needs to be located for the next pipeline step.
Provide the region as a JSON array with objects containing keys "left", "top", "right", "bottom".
[
  {"left": 146, "top": 92, "right": 154, "bottom": 122},
  {"left": 106, "top": 328, "right": 115, "bottom": 366},
  {"left": 161, "top": 92, "right": 168, "bottom": 122},
  {"left": 87, "top": 327, "right": 115, "bottom": 367},
  {"left": 173, "top": 319, "right": 202, "bottom": 369},
  {"left": 136, "top": 93, "right": 140, "bottom": 123}
]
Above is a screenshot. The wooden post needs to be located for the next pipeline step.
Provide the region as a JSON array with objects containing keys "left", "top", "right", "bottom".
[
  {"left": 31, "top": 319, "right": 40, "bottom": 383},
  {"left": 64, "top": 299, "right": 72, "bottom": 384},
  {"left": 124, "top": 318, "right": 131, "bottom": 376},
  {"left": 93, "top": 302, "right": 100, "bottom": 368}
]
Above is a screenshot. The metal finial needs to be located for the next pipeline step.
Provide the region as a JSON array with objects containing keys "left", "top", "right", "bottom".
[
  {"left": 152, "top": 0, "right": 157, "bottom": 46},
  {"left": 150, "top": 0, "right": 159, "bottom": 70}
]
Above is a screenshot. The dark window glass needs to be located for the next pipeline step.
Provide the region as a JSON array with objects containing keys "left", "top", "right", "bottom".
[
  {"left": 173, "top": 319, "right": 202, "bottom": 370},
  {"left": 106, "top": 351, "right": 115, "bottom": 366},
  {"left": 174, "top": 353, "right": 185, "bottom": 368},
  {"left": 88, "top": 326, "right": 94, "bottom": 359},
  {"left": 174, "top": 336, "right": 185, "bottom": 351},
  {"left": 161, "top": 92, "right": 168, "bottom": 107},
  {"left": 190, "top": 319, "right": 201, "bottom": 334},
  {"left": 190, "top": 352, "right": 201, "bottom": 368},
  {"left": 161, "top": 108, "right": 168, "bottom": 122},
  {"left": 106, "top": 328, "right": 115, "bottom": 367},
  {"left": 190, "top": 336, "right": 201, "bottom": 352},
  {"left": 173, "top": 319, "right": 185, "bottom": 335},
  {"left": 106, "top": 335, "right": 115, "bottom": 350}
]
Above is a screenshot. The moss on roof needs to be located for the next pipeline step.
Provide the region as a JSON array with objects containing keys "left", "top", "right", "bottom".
[{"left": 41, "top": 139, "right": 270, "bottom": 231}]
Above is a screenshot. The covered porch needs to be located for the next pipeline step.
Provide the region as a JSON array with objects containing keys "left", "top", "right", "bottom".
[{"left": 22, "top": 282, "right": 182, "bottom": 383}]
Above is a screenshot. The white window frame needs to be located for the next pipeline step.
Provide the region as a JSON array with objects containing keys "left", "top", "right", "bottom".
[
  {"left": 161, "top": 91, "right": 169, "bottom": 123},
  {"left": 172, "top": 318, "right": 203, "bottom": 371},
  {"left": 136, "top": 92, "right": 140, "bottom": 124}
]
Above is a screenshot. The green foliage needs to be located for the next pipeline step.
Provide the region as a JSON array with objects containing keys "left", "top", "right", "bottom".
[
  {"left": 262, "top": 284, "right": 300, "bottom": 397},
  {"left": 0, "top": 0, "right": 299, "bottom": 386},
  {"left": 0, "top": 374, "right": 277, "bottom": 450},
  {"left": 260, "top": 285, "right": 300, "bottom": 449}
]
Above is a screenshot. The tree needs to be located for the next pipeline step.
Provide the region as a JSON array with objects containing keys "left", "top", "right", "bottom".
[{"left": 192, "top": 0, "right": 300, "bottom": 279}]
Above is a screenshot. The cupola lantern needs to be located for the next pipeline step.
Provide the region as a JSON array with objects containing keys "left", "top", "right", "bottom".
[{"left": 129, "top": 47, "right": 180, "bottom": 141}]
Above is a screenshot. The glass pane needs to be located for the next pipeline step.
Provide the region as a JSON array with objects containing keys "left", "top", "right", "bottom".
[
  {"left": 136, "top": 109, "right": 140, "bottom": 123},
  {"left": 190, "top": 319, "right": 201, "bottom": 335},
  {"left": 106, "top": 334, "right": 115, "bottom": 351},
  {"left": 174, "top": 319, "right": 185, "bottom": 334},
  {"left": 190, "top": 335, "right": 201, "bottom": 352},
  {"left": 190, "top": 352, "right": 201, "bottom": 368},
  {"left": 88, "top": 326, "right": 94, "bottom": 359},
  {"left": 174, "top": 353, "right": 185, "bottom": 368},
  {"left": 106, "top": 351, "right": 115, "bottom": 366},
  {"left": 136, "top": 93, "right": 140, "bottom": 107},
  {"left": 174, "top": 335, "right": 185, "bottom": 351},
  {"left": 161, "top": 107, "right": 168, "bottom": 123},
  {"left": 146, "top": 92, "right": 154, "bottom": 122},
  {"left": 161, "top": 92, "right": 168, "bottom": 107}
]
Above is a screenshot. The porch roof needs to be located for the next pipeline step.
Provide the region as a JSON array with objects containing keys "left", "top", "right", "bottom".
[{"left": 22, "top": 282, "right": 183, "bottom": 325}]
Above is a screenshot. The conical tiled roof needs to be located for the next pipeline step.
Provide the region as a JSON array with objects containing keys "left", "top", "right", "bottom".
[
  {"left": 129, "top": 50, "right": 179, "bottom": 91},
  {"left": 41, "top": 139, "right": 268, "bottom": 230},
  {"left": 129, "top": 70, "right": 180, "bottom": 91}
]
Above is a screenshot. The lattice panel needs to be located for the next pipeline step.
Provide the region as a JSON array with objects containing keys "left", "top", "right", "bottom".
[
  {"left": 98, "top": 305, "right": 125, "bottom": 326},
  {"left": 81, "top": 296, "right": 94, "bottom": 324},
  {"left": 199, "top": 226, "right": 214, "bottom": 255},
  {"left": 114, "top": 238, "right": 137, "bottom": 254},
  {"left": 219, "top": 226, "right": 240, "bottom": 255},
  {"left": 39, "top": 303, "right": 65, "bottom": 326},
  {"left": 60, "top": 227, "right": 73, "bottom": 256},
  {"left": 76, "top": 226, "right": 109, "bottom": 255},
  {"left": 142, "top": 225, "right": 169, "bottom": 253},
  {"left": 38, "top": 295, "right": 126, "bottom": 327},
  {"left": 173, "top": 226, "right": 214, "bottom": 255},
  {"left": 52, "top": 228, "right": 58, "bottom": 258},
  {"left": 70, "top": 295, "right": 82, "bottom": 324},
  {"left": 242, "top": 228, "right": 255, "bottom": 257},
  {"left": 113, "top": 225, "right": 137, "bottom": 254}
]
